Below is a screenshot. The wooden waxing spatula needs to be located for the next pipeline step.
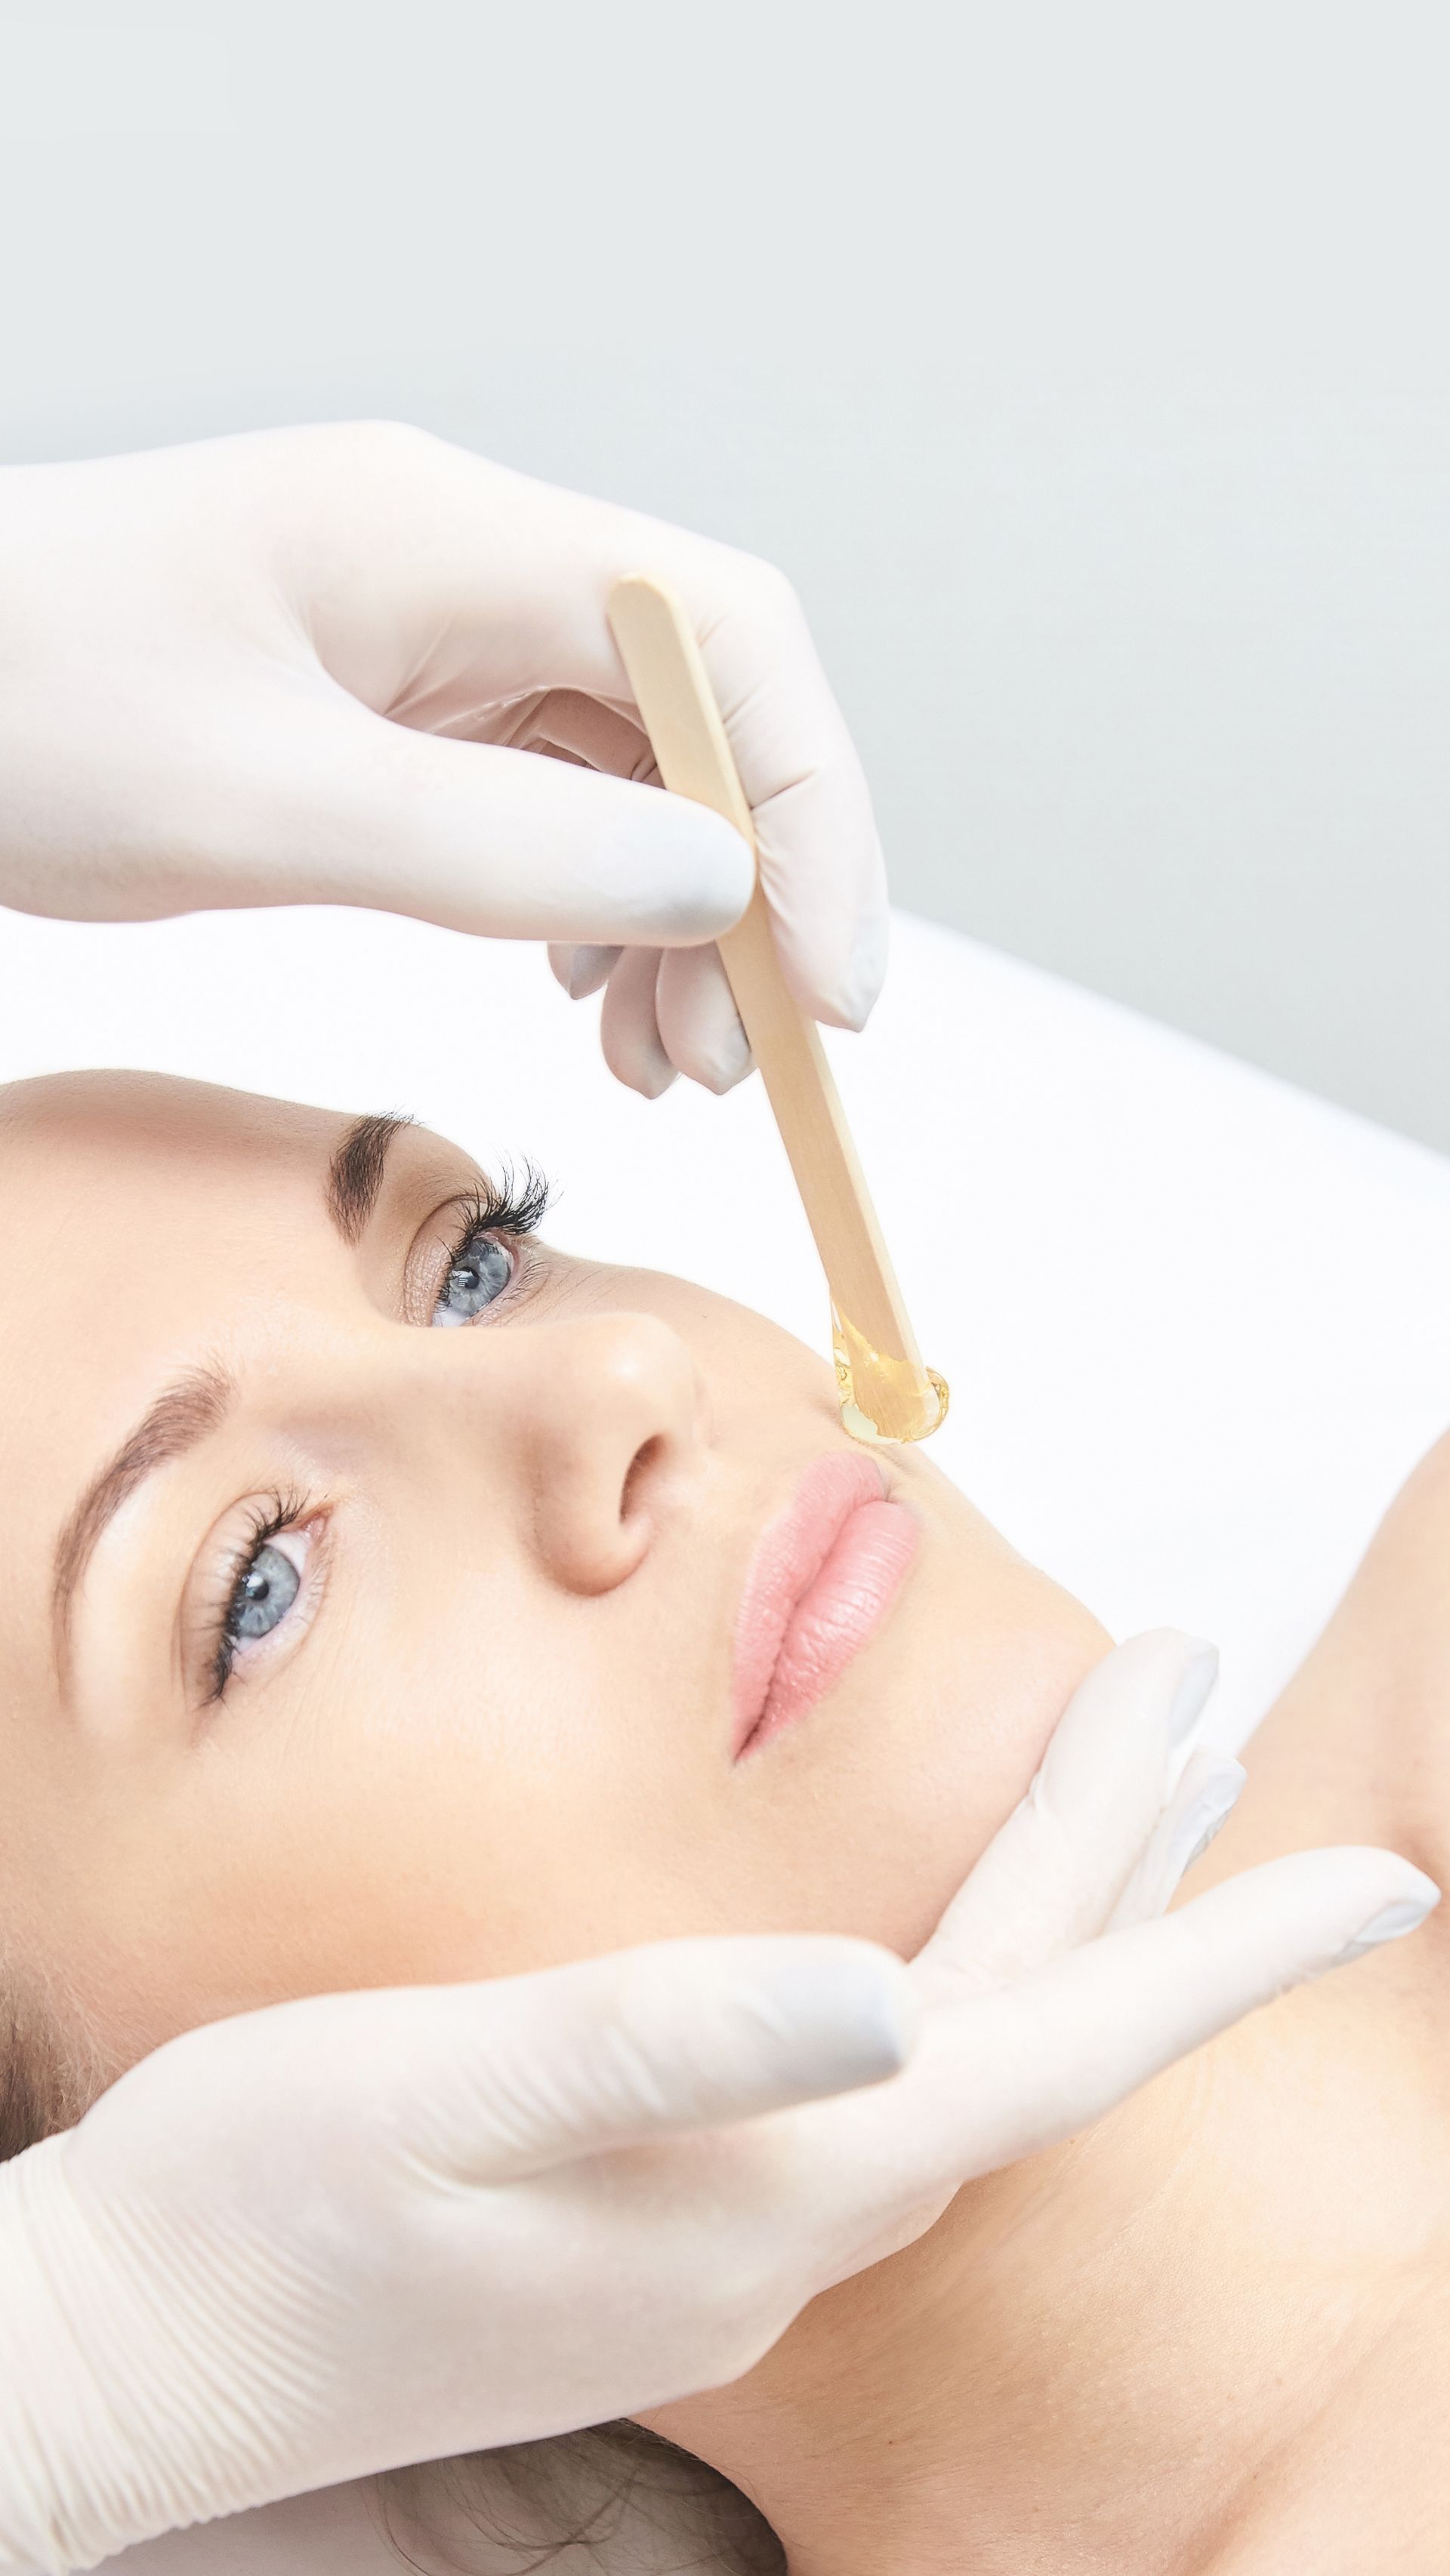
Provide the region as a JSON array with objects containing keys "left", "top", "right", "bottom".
[{"left": 607, "top": 574, "right": 947, "bottom": 1447}]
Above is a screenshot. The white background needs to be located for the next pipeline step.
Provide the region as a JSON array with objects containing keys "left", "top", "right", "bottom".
[{"left": 0, "top": 0, "right": 1445, "bottom": 1139}]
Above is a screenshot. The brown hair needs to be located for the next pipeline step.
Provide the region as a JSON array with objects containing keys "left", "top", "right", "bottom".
[
  {"left": 0, "top": 1989, "right": 74, "bottom": 2165},
  {"left": 377, "top": 2422, "right": 782, "bottom": 2574}
]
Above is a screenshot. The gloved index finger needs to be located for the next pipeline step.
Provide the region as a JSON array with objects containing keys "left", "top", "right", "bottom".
[{"left": 797, "top": 1844, "right": 1438, "bottom": 2283}]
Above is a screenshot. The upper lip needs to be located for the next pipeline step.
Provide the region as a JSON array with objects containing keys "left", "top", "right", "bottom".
[{"left": 730, "top": 1450, "right": 918, "bottom": 1760}]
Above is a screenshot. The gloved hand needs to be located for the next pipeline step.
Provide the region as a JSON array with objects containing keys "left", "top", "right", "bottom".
[
  {"left": 0, "top": 1633, "right": 1433, "bottom": 2574},
  {"left": 0, "top": 424, "right": 883, "bottom": 1098}
]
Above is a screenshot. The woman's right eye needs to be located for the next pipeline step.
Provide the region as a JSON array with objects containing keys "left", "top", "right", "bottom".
[
  {"left": 230, "top": 1541, "right": 301, "bottom": 1640},
  {"left": 431, "top": 1228, "right": 514, "bottom": 1327}
]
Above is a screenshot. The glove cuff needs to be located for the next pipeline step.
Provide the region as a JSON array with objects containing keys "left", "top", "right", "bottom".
[
  {"left": 0, "top": 2135, "right": 120, "bottom": 2571},
  {"left": 0, "top": 2134, "right": 226, "bottom": 2573}
]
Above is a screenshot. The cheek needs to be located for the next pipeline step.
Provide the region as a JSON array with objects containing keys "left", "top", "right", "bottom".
[
  {"left": 958, "top": 1599, "right": 1112, "bottom": 1829},
  {"left": 958, "top": 1567, "right": 1110, "bottom": 1771},
  {"left": 55, "top": 1551, "right": 726, "bottom": 2060},
  {"left": 888, "top": 1579, "right": 1112, "bottom": 1946}
]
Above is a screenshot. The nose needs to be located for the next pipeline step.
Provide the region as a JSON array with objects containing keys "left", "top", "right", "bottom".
[{"left": 460, "top": 1309, "right": 708, "bottom": 1594}]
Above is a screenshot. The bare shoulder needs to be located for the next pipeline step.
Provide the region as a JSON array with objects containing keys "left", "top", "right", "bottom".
[
  {"left": 1351, "top": 1428, "right": 1450, "bottom": 1600},
  {"left": 1313, "top": 1428, "right": 1450, "bottom": 1699},
  {"left": 1228, "top": 1428, "right": 1450, "bottom": 1892}
]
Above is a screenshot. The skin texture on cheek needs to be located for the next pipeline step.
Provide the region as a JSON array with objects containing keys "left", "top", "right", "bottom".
[
  {"left": 43, "top": 1506, "right": 1106, "bottom": 2084},
  {"left": 0, "top": 1073, "right": 1111, "bottom": 2109},
  {"left": 60, "top": 1551, "right": 1101, "bottom": 2088}
]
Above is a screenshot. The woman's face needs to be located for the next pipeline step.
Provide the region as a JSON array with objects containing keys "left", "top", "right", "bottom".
[{"left": 0, "top": 1072, "right": 1106, "bottom": 2083}]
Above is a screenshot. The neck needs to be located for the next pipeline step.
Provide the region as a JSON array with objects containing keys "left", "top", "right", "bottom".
[{"left": 653, "top": 1446, "right": 1450, "bottom": 2574}]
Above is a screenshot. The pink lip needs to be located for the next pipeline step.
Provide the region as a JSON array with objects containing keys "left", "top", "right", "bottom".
[{"left": 731, "top": 1453, "right": 918, "bottom": 1759}]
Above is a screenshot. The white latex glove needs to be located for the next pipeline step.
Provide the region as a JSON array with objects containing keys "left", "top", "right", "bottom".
[
  {"left": 0, "top": 1633, "right": 1434, "bottom": 2575},
  {"left": 0, "top": 423, "right": 884, "bottom": 1097}
]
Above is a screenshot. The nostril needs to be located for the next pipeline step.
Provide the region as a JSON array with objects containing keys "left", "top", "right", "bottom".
[{"left": 620, "top": 1434, "right": 664, "bottom": 1524}]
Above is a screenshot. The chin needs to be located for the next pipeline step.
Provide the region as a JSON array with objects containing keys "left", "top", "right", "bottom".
[{"left": 850, "top": 1606, "right": 1112, "bottom": 1956}]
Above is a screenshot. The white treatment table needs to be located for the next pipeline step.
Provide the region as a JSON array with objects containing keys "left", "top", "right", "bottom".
[{"left": 4, "top": 898, "right": 1448, "bottom": 1752}]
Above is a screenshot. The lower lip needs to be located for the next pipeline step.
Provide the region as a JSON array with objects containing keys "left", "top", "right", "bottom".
[{"left": 732, "top": 1453, "right": 918, "bottom": 1759}]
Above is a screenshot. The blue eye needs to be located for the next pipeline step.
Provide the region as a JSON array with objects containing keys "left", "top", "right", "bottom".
[
  {"left": 205, "top": 1501, "right": 317, "bottom": 1706},
  {"left": 228, "top": 1542, "right": 301, "bottom": 1643},
  {"left": 433, "top": 1229, "right": 513, "bottom": 1327}
]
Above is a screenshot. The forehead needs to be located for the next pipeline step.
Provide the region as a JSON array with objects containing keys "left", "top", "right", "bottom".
[
  {"left": 0, "top": 1071, "right": 342, "bottom": 1194},
  {"left": 0, "top": 1074, "right": 381, "bottom": 1562},
  {"left": 0, "top": 1075, "right": 356, "bottom": 1696},
  {"left": 3, "top": 1074, "right": 351, "bottom": 1357},
  {"left": 0, "top": 1074, "right": 446, "bottom": 1382}
]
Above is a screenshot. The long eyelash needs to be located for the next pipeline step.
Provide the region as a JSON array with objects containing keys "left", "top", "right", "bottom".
[
  {"left": 205, "top": 1484, "right": 312, "bottom": 1706},
  {"left": 448, "top": 1159, "right": 554, "bottom": 1248}
]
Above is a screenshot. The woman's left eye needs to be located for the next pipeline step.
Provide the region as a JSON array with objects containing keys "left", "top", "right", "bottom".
[{"left": 432, "top": 1228, "right": 514, "bottom": 1327}]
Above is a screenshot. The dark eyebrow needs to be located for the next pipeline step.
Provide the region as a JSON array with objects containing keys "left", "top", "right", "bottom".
[
  {"left": 325, "top": 1112, "right": 415, "bottom": 1245},
  {"left": 52, "top": 1362, "right": 236, "bottom": 1650}
]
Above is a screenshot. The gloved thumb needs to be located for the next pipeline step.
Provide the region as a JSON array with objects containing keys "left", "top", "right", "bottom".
[
  {"left": 197, "top": 677, "right": 756, "bottom": 948},
  {"left": 400, "top": 1935, "right": 918, "bottom": 2183}
]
